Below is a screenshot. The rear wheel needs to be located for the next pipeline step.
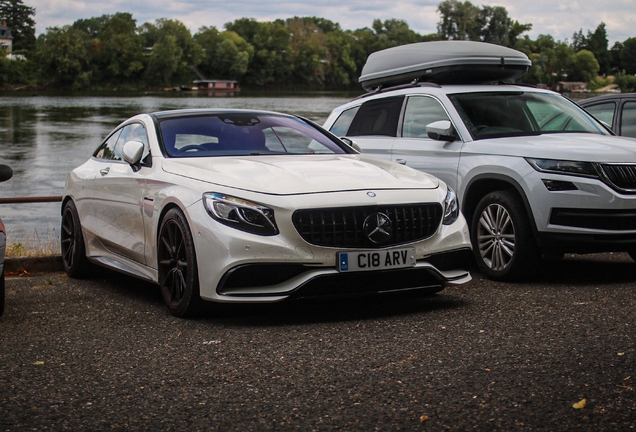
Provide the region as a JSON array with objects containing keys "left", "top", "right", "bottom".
[
  {"left": 61, "top": 200, "right": 92, "bottom": 278},
  {"left": 471, "top": 190, "right": 538, "bottom": 281},
  {"left": 157, "top": 208, "right": 203, "bottom": 317}
]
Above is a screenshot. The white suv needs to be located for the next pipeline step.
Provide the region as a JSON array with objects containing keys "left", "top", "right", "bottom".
[{"left": 325, "top": 81, "right": 636, "bottom": 280}]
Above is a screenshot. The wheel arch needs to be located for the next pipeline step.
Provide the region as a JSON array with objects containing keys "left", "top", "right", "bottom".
[{"left": 462, "top": 174, "right": 539, "bottom": 238}]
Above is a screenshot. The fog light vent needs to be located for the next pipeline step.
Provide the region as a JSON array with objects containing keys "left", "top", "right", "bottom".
[{"left": 542, "top": 179, "right": 577, "bottom": 191}]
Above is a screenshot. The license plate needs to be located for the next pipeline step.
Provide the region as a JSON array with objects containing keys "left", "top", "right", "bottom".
[{"left": 337, "top": 247, "right": 416, "bottom": 272}]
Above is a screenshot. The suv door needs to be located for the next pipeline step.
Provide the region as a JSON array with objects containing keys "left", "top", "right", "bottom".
[
  {"left": 331, "top": 96, "right": 404, "bottom": 161},
  {"left": 391, "top": 95, "right": 463, "bottom": 189}
]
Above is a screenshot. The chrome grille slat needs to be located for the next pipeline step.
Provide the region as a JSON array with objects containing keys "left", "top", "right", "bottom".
[
  {"left": 600, "top": 164, "right": 636, "bottom": 192},
  {"left": 292, "top": 204, "right": 443, "bottom": 248}
]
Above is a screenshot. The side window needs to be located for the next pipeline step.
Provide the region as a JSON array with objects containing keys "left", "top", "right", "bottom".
[
  {"left": 94, "top": 129, "right": 122, "bottom": 160},
  {"left": 329, "top": 106, "right": 359, "bottom": 136},
  {"left": 347, "top": 96, "right": 404, "bottom": 137},
  {"left": 402, "top": 96, "right": 450, "bottom": 138},
  {"left": 585, "top": 102, "right": 616, "bottom": 128},
  {"left": 620, "top": 102, "right": 636, "bottom": 138}
]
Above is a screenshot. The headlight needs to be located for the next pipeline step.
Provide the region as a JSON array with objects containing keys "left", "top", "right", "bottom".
[
  {"left": 526, "top": 158, "right": 598, "bottom": 178},
  {"left": 443, "top": 186, "right": 460, "bottom": 225},
  {"left": 203, "top": 193, "right": 278, "bottom": 236}
]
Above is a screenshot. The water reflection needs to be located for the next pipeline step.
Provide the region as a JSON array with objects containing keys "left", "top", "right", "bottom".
[{"left": 0, "top": 91, "right": 359, "bottom": 245}]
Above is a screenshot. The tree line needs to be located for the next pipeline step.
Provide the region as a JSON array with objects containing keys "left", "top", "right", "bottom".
[{"left": 1, "top": 0, "right": 635, "bottom": 91}]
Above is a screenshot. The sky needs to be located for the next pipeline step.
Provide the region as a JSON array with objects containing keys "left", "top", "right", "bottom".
[{"left": 24, "top": 0, "right": 636, "bottom": 45}]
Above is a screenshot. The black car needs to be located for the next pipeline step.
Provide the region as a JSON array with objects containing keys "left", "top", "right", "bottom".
[{"left": 578, "top": 93, "right": 636, "bottom": 138}]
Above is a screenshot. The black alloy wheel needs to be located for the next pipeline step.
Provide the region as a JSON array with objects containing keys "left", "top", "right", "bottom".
[
  {"left": 471, "top": 190, "right": 538, "bottom": 281},
  {"left": 157, "top": 208, "right": 202, "bottom": 317},
  {"left": 61, "top": 200, "right": 92, "bottom": 278}
]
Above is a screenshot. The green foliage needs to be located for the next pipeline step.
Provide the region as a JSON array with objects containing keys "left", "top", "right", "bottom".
[
  {"left": 620, "top": 38, "right": 636, "bottom": 74},
  {"left": 436, "top": 0, "right": 530, "bottom": 47},
  {"left": 614, "top": 72, "right": 636, "bottom": 92},
  {"left": 571, "top": 23, "right": 611, "bottom": 74},
  {"left": 568, "top": 50, "right": 600, "bottom": 82},
  {"left": 9, "top": 2, "right": 636, "bottom": 91},
  {"left": 0, "top": 55, "right": 37, "bottom": 86},
  {"left": 36, "top": 26, "right": 92, "bottom": 87}
]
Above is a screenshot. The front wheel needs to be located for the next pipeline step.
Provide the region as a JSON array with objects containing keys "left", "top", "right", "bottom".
[
  {"left": 61, "top": 200, "right": 93, "bottom": 278},
  {"left": 157, "top": 208, "right": 203, "bottom": 317},
  {"left": 471, "top": 191, "right": 538, "bottom": 281}
]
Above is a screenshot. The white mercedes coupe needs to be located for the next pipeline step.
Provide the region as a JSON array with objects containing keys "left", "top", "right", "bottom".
[{"left": 62, "top": 109, "right": 472, "bottom": 317}]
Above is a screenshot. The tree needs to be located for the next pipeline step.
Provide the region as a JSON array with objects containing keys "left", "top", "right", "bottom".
[
  {"left": 224, "top": 18, "right": 291, "bottom": 87},
  {"left": 437, "top": 0, "right": 481, "bottom": 41},
  {"left": 141, "top": 19, "right": 203, "bottom": 85},
  {"left": 567, "top": 49, "right": 600, "bottom": 82},
  {"left": 372, "top": 19, "right": 421, "bottom": 50},
  {"left": 0, "top": 0, "right": 36, "bottom": 52},
  {"left": 620, "top": 37, "right": 636, "bottom": 75},
  {"left": 36, "top": 26, "right": 92, "bottom": 87},
  {"left": 577, "top": 23, "right": 611, "bottom": 75},
  {"left": 437, "top": 1, "right": 530, "bottom": 47}
]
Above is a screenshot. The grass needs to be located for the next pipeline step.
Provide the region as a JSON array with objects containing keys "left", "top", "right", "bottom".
[{"left": 5, "top": 226, "right": 61, "bottom": 258}]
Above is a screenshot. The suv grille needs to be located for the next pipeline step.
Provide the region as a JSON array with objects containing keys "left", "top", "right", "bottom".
[
  {"left": 292, "top": 204, "right": 443, "bottom": 248},
  {"left": 599, "top": 164, "right": 636, "bottom": 192}
]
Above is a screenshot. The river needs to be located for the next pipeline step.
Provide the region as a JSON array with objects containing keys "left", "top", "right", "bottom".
[{"left": 0, "top": 91, "right": 360, "bottom": 248}]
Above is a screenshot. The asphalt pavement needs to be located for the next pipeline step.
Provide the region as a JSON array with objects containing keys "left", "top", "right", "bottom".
[{"left": 1, "top": 253, "right": 635, "bottom": 431}]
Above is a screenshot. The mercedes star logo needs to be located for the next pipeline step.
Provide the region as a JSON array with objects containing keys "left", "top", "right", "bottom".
[{"left": 363, "top": 212, "right": 393, "bottom": 244}]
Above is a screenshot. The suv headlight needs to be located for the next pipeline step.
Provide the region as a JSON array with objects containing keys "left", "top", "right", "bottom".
[
  {"left": 525, "top": 158, "right": 599, "bottom": 178},
  {"left": 443, "top": 186, "right": 460, "bottom": 225},
  {"left": 203, "top": 193, "right": 278, "bottom": 236}
]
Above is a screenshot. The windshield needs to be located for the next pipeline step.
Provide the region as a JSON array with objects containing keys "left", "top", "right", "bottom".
[
  {"left": 449, "top": 91, "right": 608, "bottom": 140},
  {"left": 158, "top": 113, "right": 349, "bottom": 157}
]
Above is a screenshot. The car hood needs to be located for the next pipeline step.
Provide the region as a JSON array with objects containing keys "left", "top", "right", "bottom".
[
  {"left": 161, "top": 154, "right": 439, "bottom": 195},
  {"left": 471, "top": 133, "right": 636, "bottom": 162}
]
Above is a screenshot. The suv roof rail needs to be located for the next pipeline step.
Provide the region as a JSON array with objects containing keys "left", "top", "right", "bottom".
[{"left": 354, "top": 80, "right": 442, "bottom": 100}]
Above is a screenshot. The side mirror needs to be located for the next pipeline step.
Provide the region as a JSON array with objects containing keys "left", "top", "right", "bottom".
[
  {"left": 426, "top": 120, "right": 457, "bottom": 142},
  {"left": 340, "top": 137, "right": 361, "bottom": 152},
  {"left": 122, "top": 140, "right": 145, "bottom": 166},
  {"left": 0, "top": 164, "right": 13, "bottom": 183}
]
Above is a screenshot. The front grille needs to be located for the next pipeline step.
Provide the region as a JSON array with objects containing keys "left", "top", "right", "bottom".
[
  {"left": 550, "top": 208, "right": 636, "bottom": 230},
  {"left": 292, "top": 203, "right": 443, "bottom": 248},
  {"left": 599, "top": 164, "right": 636, "bottom": 192}
]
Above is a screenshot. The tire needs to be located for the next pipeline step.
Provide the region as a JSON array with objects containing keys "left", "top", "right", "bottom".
[
  {"left": 61, "top": 200, "right": 93, "bottom": 278},
  {"left": 157, "top": 208, "right": 203, "bottom": 317},
  {"left": 471, "top": 190, "right": 538, "bottom": 281}
]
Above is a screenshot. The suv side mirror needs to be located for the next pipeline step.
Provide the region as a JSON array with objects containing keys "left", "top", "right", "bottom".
[
  {"left": 122, "top": 140, "right": 145, "bottom": 167},
  {"left": 426, "top": 120, "right": 457, "bottom": 142},
  {"left": 340, "top": 137, "right": 361, "bottom": 152}
]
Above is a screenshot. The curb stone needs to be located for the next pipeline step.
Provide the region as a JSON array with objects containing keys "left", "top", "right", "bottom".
[{"left": 4, "top": 255, "right": 64, "bottom": 274}]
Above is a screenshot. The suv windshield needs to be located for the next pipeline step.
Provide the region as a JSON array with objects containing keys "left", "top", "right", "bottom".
[
  {"left": 159, "top": 114, "right": 348, "bottom": 158},
  {"left": 449, "top": 92, "right": 607, "bottom": 140}
]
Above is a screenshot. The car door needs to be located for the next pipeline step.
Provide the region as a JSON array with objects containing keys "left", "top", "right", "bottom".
[
  {"left": 335, "top": 96, "right": 405, "bottom": 162},
  {"left": 91, "top": 123, "right": 149, "bottom": 264},
  {"left": 390, "top": 95, "right": 463, "bottom": 189},
  {"left": 583, "top": 101, "right": 617, "bottom": 132},
  {"left": 619, "top": 101, "right": 636, "bottom": 138}
]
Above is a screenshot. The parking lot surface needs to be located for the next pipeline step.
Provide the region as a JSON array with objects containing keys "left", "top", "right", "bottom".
[{"left": 1, "top": 253, "right": 635, "bottom": 431}]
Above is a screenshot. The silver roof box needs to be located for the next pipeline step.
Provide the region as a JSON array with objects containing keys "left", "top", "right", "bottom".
[{"left": 359, "top": 41, "right": 531, "bottom": 92}]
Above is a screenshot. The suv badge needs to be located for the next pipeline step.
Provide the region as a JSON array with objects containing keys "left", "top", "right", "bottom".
[
  {"left": 367, "top": 191, "right": 376, "bottom": 197},
  {"left": 363, "top": 212, "right": 392, "bottom": 244}
]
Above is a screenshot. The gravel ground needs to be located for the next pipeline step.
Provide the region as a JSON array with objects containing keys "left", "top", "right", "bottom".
[{"left": 1, "top": 253, "right": 635, "bottom": 431}]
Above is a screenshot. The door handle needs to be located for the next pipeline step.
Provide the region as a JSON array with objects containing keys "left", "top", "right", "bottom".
[
  {"left": 100, "top": 167, "right": 110, "bottom": 176},
  {"left": 395, "top": 159, "right": 407, "bottom": 165}
]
